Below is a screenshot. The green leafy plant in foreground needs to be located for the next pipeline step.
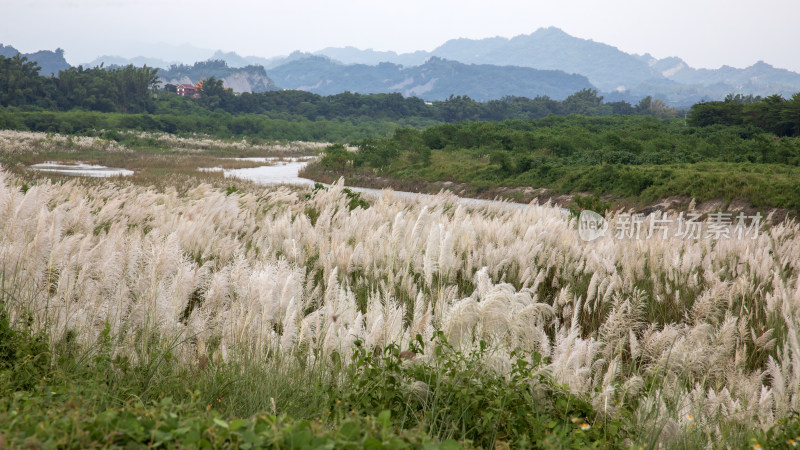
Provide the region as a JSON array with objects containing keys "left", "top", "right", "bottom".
[
  {"left": 0, "top": 307, "right": 50, "bottom": 391},
  {"left": 305, "top": 181, "right": 369, "bottom": 211},
  {"left": 746, "top": 412, "right": 800, "bottom": 450},
  {"left": 329, "top": 333, "right": 629, "bottom": 448},
  {"left": 1, "top": 302, "right": 796, "bottom": 448},
  {"left": 569, "top": 192, "right": 612, "bottom": 218},
  {"left": 0, "top": 389, "right": 454, "bottom": 449},
  {"left": 0, "top": 317, "right": 445, "bottom": 449}
]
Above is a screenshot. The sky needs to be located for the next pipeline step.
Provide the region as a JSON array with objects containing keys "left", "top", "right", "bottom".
[{"left": 2, "top": 0, "right": 799, "bottom": 72}]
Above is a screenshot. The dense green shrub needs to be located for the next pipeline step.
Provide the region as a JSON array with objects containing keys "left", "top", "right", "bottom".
[{"left": 308, "top": 114, "right": 800, "bottom": 209}]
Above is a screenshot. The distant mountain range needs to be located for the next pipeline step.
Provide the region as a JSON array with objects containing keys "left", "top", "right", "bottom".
[
  {"left": 267, "top": 55, "right": 592, "bottom": 101},
  {"left": 84, "top": 50, "right": 289, "bottom": 72},
  {"left": 312, "top": 27, "right": 800, "bottom": 105},
  {"left": 4, "top": 27, "right": 800, "bottom": 106},
  {"left": 316, "top": 27, "right": 655, "bottom": 92}
]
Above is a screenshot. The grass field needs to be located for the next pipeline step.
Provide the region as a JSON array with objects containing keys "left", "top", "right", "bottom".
[{"left": 2, "top": 131, "right": 800, "bottom": 448}]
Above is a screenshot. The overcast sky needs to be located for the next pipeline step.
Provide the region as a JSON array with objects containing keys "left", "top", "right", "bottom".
[{"left": 3, "top": 0, "right": 799, "bottom": 72}]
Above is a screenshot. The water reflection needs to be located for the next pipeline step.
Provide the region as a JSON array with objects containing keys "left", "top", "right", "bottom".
[
  {"left": 223, "top": 161, "right": 316, "bottom": 186},
  {"left": 31, "top": 162, "right": 133, "bottom": 177}
]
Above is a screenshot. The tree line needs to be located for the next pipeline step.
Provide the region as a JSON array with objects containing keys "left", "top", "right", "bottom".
[
  {"left": 338, "top": 115, "right": 800, "bottom": 173},
  {"left": 4, "top": 53, "right": 799, "bottom": 140},
  {"left": 1, "top": 54, "right": 159, "bottom": 113},
  {"left": 188, "top": 81, "right": 673, "bottom": 122},
  {"left": 689, "top": 93, "right": 800, "bottom": 137},
  {"left": 3, "top": 54, "right": 675, "bottom": 123}
]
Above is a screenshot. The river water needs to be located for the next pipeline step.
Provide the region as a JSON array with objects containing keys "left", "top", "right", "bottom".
[
  {"left": 224, "top": 160, "right": 317, "bottom": 186},
  {"left": 31, "top": 162, "right": 133, "bottom": 177},
  {"left": 30, "top": 158, "right": 560, "bottom": 212},
  {"left": 220, "top": 158, "right": 546, "bottom": 211}
]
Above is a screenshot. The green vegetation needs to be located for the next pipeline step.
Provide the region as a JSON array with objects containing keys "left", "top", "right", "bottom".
[
  {"left": 334, "top": 336, "right": 626, "bottom": 448},
  {"left": 2, "top": 53, "right": 681, "bottom": 143},
  {"left": 168, "top": 87, "right": 660, "bottom": 124},
  {"left": 0, "top": 307, "right": 434, "bottom": 448},
  {"left": 0, "top": 109, "right": 409, "bottom": 142},
  {"left": 307, "top": 114, "right": 800, "bottom": 210},
  {"left": 0, "top": 54, "right": 159, "bottom": 113},
  {"left": 689, "top": 93, "right": 800, "bottom": 137},
  {"left": 0, "top": 299, "right": 617, "bottom": 448}
]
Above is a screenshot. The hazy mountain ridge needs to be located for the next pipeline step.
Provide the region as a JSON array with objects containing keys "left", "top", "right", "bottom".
[
  {"left": 6, "top": 27, "right": 800, "bottom": 105},
  {"left": 663, "top": 60, "right": 800, "bottom": 92},
  {"left": 85, "top": 49, "right": 289, "bottom": 71},
  {"left": 312, "top": 46, "right": 430, "bottom": 67},
  {"left": 267, "top": 55, "right": 594, "bottom": 101},
  {"left": 85, "top": 55, "right": 174, "bottom": 69},
  {"left": 157, "top": 60, "right": 277, "bottom": 93},
  {"left": 312, "top": 27, "right": 800, "bottom": 104},
  {"left": 83, "top": 42, "right": 214, "bottom": 68},
  {"left": 0, "top": 44, "right": 70, "bottom": 76},
  {"left": 430, "top": 28, "right": 660, "bottom": 92},
  {"left": 313, "top": 28, "right": 660, "bottom": 91}
]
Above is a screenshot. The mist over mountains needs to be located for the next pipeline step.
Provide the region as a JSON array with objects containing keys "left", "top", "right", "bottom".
[
  {"left": 311, "top": 27, "right": 800, "bottom": 105},
  {"left": 4, "top": 27, "right": 800, "bottom": 107},
  {"left": 266, "top": 55, "right": 593, "bottom": 101}
]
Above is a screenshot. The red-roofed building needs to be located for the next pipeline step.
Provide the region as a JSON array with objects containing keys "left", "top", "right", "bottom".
[
  {"left": 177, "top": 80, "right": 205, "bottom": 98},
  {"left": 177, "top": 84, "right": 196, "bottom": 97}
]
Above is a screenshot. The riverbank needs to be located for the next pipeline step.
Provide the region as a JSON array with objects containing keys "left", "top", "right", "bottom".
[{"left": 299, "top": 162, "right": 795, "bottom": 222}]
